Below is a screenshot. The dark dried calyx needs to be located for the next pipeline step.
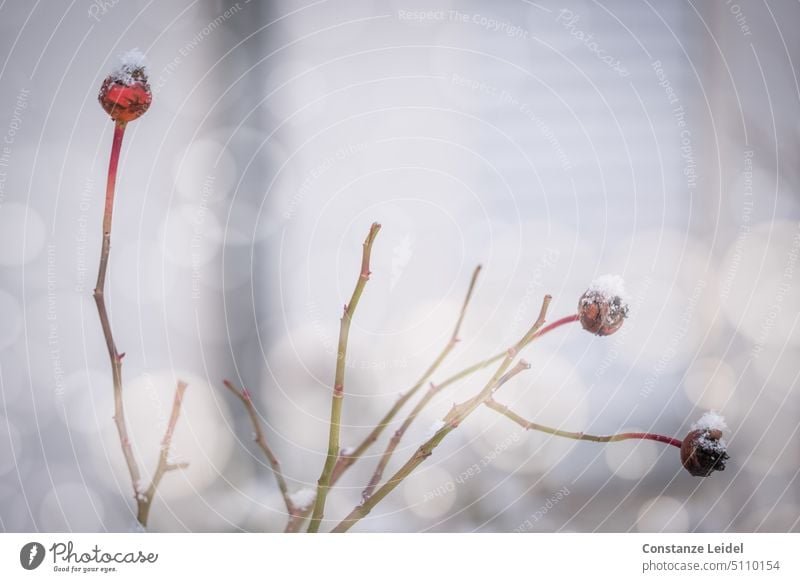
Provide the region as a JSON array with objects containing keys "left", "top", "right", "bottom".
[{"left": 681, "top": 428, "right": 729, "bottom": 477}]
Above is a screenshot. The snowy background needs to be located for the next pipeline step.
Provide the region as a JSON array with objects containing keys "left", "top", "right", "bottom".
[{"left": 0, "top": 0, "right": 798, "bottom": 532}]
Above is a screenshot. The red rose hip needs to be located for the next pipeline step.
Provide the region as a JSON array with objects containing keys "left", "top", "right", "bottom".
[{"left": 98, "top": 49, "right": 151, "bottom": 123}]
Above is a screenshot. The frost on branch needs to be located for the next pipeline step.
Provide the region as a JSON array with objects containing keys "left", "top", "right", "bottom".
[{"left": 288, "top": 488, "right": 317, "bottom": 510}]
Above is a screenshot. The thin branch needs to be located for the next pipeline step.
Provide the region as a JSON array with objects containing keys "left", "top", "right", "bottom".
[
  {"left": 532, "top": 313, "right": 580, "bottom": 338},
  {"left": 222, "top": 380, "right": 296, "bottom": 517},
  {"left": 403, "top": 314, "right": 579, "bottom": 401},
  {"left": 137, "top": 381, "right": 190, "bottom": 527},
  {"left": 359, "top": 382, "right": 440, "bottom": 501},
  {"left": 307, "top": 222, "right": 381, "bottom": 532},
  {"left": 361, "top": 359, "right": 531, "bottom": 501},
  {"left": 443, "top": 296, "right": 552, "bottom": 426},
  {"left": 94, "top": 119, "right": 190, "bottom": 528},
  {"left": 288, "top": 306, "right": 576, "bottom": 530},
  {"left": 329, "top": 312, "right": 577, "bottom": 488},
  {"left": 449, "top": 265, "right": 482, "bottom": 341},
  {"left": 332, "top": 265, "right": 482, "bottom": 484},
  {"left": 332, "top": 296, "right": 552, "bottom": 532},
  {"left": 282, "top": 265, "right": 483, "bottom": 531},
  {"left": 491, "top": 359, "right": 533, "bottom": 390},
  {"left": 92, "top": 120, "right": 152, "bottom": 524},
  {"left": 485, "top": 398, "right": 683, "bottom": 448}
]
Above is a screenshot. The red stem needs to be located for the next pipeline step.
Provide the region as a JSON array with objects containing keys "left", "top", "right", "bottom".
[
  {"left": 616, "top": 432, "right": 683, "bottom": 448},
  {"left": 94, "top": 120, "right": 147, "bottom": 522},
  {"left": 532, "top": 313, "right": 580, "bottom": 339},
  {"left": 103, "top": 122, "right": 125, "bottom": 234}
]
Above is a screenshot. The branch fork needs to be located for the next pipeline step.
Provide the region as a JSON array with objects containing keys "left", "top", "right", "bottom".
[
  {"left": 222, "top": 380, "right": 297, "bottom": 517},
  {"left": 331, "top": 296, "right": 554, "bottom": 532},
  {"left": 95, "top": 119, "right": 188, "bottom": 528},
  {"left": 307, "top": 223, "right": 382, "bottom": 532},
  {"left": 221, "top": 226, "right": 587, "bottom": 533}
]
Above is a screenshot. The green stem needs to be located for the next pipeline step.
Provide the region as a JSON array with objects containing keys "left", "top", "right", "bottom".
[
  {"left": 291, "top": 308, "right": 577, "bottom": 530},
  {"left": 334, "top": 265, "right": 481, "bottom": 498},
  {"left": 307, "top": 223, "right": 381, "bottom": 533},
  {"left": 486, "top": 399, "right": 683, "bottom": 448},
  {"left": 360, "top": 381, "right": 438, "bottom": 501},
  {"left": 137, "top": 381, "right": 189, "bottom": 527},
  {"left": 329, "top": 314, "right": 578, "bottom": 485},
  {"left": 289, "top": 265, "right": 481, "bottom": 531},
  {"left": 331, "top": 296, "right": 552, "bottom": 532}
]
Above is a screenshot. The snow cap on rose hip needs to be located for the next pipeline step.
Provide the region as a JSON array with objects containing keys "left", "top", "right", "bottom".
[
  {"left": 681, "top": 411, "right": 730, "bottom": 477},
  {"left": 578, "top": 274, "right": 630, "bottom": 336},
  {"left": 98, "top": 49, "right": 152, "bottom": 123}
]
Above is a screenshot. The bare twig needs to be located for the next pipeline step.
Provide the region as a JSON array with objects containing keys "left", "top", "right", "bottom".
[
  {"left": 404, "top": 313, "right": 579, "bottom": 399},
  {"left": 341, "top": 265, "right": 482, "bottom": 497},
  {"left": 485, "top": 398, "right": 683, "bottom": 448},
  {"left": 94, "top": 119, "right": 189, "bottom": 528},
  {"left": 443, "top": 296, "right": 552, "bottom": 426},
  {"left": 222, "top": 380, "right": 296, "bottom": 518},
  {"left": 352, "top": 313, "right": 579, "bottom": 466},
  {"left": 290, "top": 299, "right": 577, "bottom": 529},
  {"left": 361, "top": 358, "right": 531, "bottom": 501},
  {"left": 95, "top": 122, "right": 135, "bottom": 506},
  {"left": 329, "top": 313, "right": 577, "bottom": 487},
  {"left": 307, "top": 223, "right": 382, "bottom": 532},
  {"left": 137, "top": 381, "right": 190, "bottom": 527},
  {"left": 329, "top": 347, "right": 479, "bottom": 484},
  {"left": 359, "top": 382, "right": 440, "bottom": 501},
  {"left": 93, "top": 121, "right": 145, "bottom": 509},
  {"left": 283, "top": 265, "right": 483, "bottom": 530},
  {"left": 332, "top": 296, "right": 552, "bottom": 532},
  {"left": 532, "top": 313, "right": 580, "bottom": 338},
  {"left": 289, "top": 309, "right": 578, "bottom": 531}
]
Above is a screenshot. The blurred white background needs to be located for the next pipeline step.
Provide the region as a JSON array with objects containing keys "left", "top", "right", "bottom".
[{"left": 0, "top": 0, "right": 798, "bottom": 532}]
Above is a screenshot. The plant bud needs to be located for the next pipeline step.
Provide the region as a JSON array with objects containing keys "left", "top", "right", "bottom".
[
  {"left": 578, "top": 274, "right": 629, "bottom": 336},
  {"left": 98, "top": 49, "right": 151, "bottom": 123}
]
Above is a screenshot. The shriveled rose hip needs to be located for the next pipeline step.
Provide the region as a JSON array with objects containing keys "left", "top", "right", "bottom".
[
  {"left": 578, "top": 274, "right": 629, "bottom": 336},
  {"left": 680, "top": 411, "right": 730, "bottom": 477}
]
